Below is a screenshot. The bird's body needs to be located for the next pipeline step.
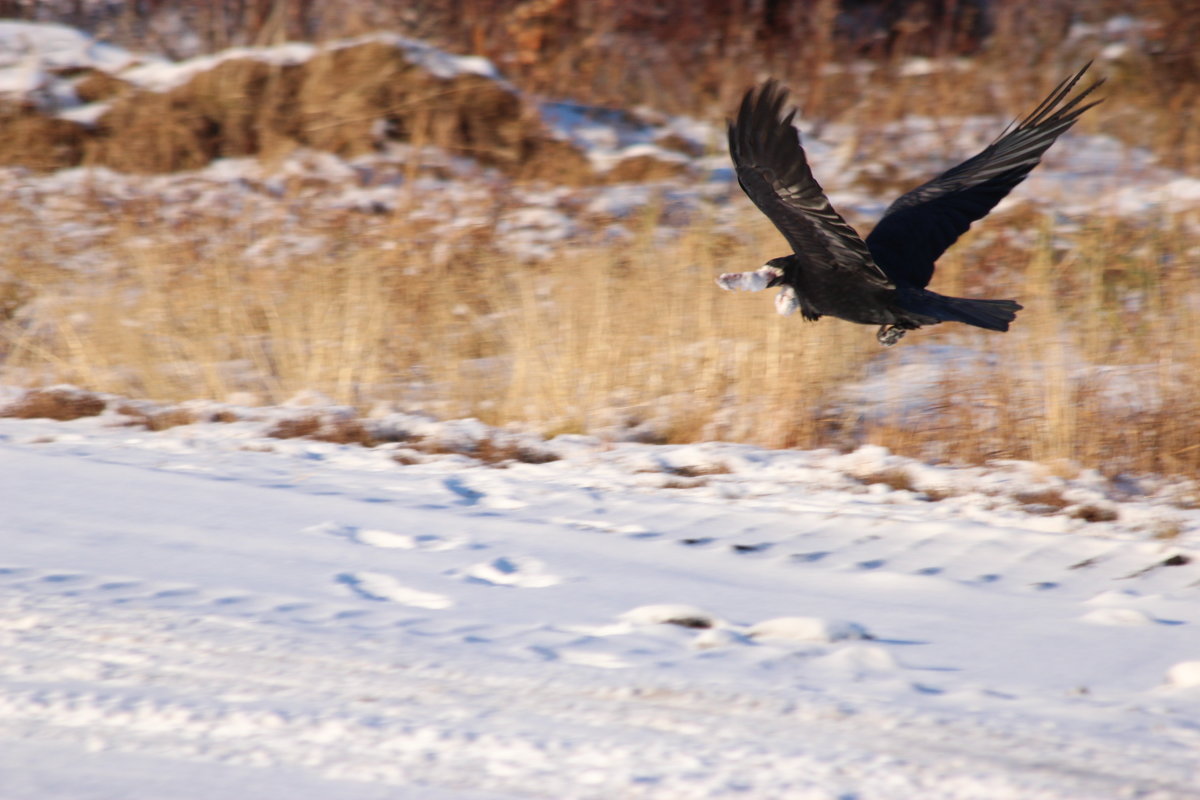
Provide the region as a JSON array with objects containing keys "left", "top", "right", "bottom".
[{"left": 719, "top": 66, "right": 1103, "bottom": 345}]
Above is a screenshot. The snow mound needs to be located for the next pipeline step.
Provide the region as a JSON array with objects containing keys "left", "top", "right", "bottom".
[
  {"left": 747, "top": 616, "right": 873, "bottom": 643},
  {"left": 453, "top": 556, "right": 562, "bottom": 588},
  {"left": 619, "top": 604, "right": 721, "bottom": 629},
  {"left": 336, "top": 572, "right": 453, "bottom": 609},
  {"left": 0, "top": 20, "right": 135, "bottom": 74},
  {"left": 1080, "top": 607, "right": 1156, "bottom": 626},
  {"left": 818, "top": 644, "right": 901, "bottom": 674},
  {"left": 352, "top": 529, "right": 422, "bottom": 549},
  {"left": 119, "top": 33, "right": 502, "bottom": 95},
  {"left": 1165, "top": 661, "right": 1200, "bottom": 689}
]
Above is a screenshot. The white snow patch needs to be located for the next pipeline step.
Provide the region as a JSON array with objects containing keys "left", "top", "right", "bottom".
[
  {"left": 1080, "top": 607, "right": 1156, "bottom": 626},
  {"left": 691, "top": 627, "right": 747, "bottom": 650},
  {"left": 453, "top": 556, "right": 562, "bottom": 588},
  {"left": 817, "top": 644, "right": 901, "bottom": 674},
  {"left": 0, "top": 21, "right": 130, "bottom": 68},
  {"left": 354, "top": 529, "right": 420, "bottom": 549},
  {"left": 747, "top": 616, "right": 872, "bottom": 644},
  {"left": 619, "top": 604, "right": 721, "bottom": 629},
  {"left": 337, "top": 572, "right": 453, "bottom": 609},
  {"left": 1165, "top": 661, "right": 1200, "bottom": 689},
  {"left": 117, "top": 33, "right": 503, "bottom": 96}
]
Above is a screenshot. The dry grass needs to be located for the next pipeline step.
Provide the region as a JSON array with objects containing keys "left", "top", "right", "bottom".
[
  {"left": 0, "top": 386, "right": 106, "bottom": 421},
  {"left": 2, "top": 181, "right": 1198, "bottom": 482},
  {"left": 265, "top": 414, "right": 378, "bottom": 446},
  {"left": 857, "top": 211, "right": 1200, "bottom": 478},
  {"left": 0, "top": 201, "right": 879, "bottom": 447}
]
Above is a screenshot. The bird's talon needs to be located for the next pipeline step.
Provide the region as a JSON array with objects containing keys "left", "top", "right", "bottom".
[
  {"left": 775, "top": 285, "right": 799, "bottom": 316},
  {"left": 877, "top": 325, "right": 907, "bottom": 347}
]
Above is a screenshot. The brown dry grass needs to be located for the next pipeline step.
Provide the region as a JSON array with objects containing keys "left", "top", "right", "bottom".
[
  {"left": 0, "top": 191, "right": 874, "bottom": 444},
  {"left": 2, "top": 181, "right": 1198, "bottom": 481},
  {"left": 0, "top": 105, "right": 87, "bottom": 171},
  {"left": 0, "top": 386, "right": 106, "bottom": 421},
  {"left": 855, "top": 210, "right": 1200, "bottom": 478}
]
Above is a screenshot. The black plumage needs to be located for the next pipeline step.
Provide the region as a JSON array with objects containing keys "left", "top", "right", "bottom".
[{"left": 718, "top": 65, "right": 1104, "bottom": 345}]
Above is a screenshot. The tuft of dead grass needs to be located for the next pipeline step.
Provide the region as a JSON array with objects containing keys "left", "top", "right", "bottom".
[
  {"left": 265, "top": 414, "right": 377, "bottom": 446},
  {"left": 1068, "top": 504, "right": 1120, "bottom": 523},
  {"left": 1014, "top": 488, "right": 1071, "bottom": 512},
  {"left": 0, "top": 105, "right": 87, "bottom": 171},
  {"left": 668, "top": 463, "right": 732, "bottom": 479},
  {"left": 859, "top": 468, "right": 917, "bottom": 493},
  {"left": 0, "top": 386, "right": 107, "bottom": 421},
  {"left": 470, "top": 438, "right": 561, "bottom": 465},
  {"left": 113, "top": 403, "right": 200, "bottom": 431}
]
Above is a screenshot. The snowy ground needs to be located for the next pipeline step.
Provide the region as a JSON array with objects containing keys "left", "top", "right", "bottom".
[{"left": 2, "top": 401, "right": 1199, "bottom": 798}]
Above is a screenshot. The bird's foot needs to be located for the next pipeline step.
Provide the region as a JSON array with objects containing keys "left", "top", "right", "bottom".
[
  {"left": 716, "top": 265, "right": 783, "bottom": 292},
  {"left": 876, "top": 325, "right": 907, "bottom": 347},
  {"left": 774, "top": 285, "right": 799, "bottom": 316}
]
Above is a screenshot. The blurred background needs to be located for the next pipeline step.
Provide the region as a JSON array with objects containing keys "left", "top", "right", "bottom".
[
  {"left": 3, "top": 0, "right": 1196, "bottom": 159},
  {"left": 0, "top": 1, "right": 1198, "bottom": 481}
]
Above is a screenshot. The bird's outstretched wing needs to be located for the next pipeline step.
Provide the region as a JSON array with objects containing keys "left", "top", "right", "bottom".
[
  {"left": 866, "top": 64, "right": 1104, "bottom": 289},
  {"left": 729, "top": 80, "right": 891, "bottom": 287}
]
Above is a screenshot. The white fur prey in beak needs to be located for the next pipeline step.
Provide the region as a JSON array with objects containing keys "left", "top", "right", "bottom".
[
  {"left": 774, "top": 284, "right": 799, "bottom": 316},
  {"left": 716, "top": 264, "right": 783, "bottom": 292}
]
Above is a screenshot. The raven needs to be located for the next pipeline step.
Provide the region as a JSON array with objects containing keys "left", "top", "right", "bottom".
[{"left": 718, "top": 65, "right": 1103, "bottom": 346}]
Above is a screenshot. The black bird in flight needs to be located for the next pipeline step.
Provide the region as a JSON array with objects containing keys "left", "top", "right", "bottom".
[{"left": 718, "top": 64, "right": 1103, "bottom": 346}]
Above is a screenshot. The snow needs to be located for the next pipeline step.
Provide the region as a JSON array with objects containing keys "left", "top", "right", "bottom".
[
  {"left": 118, "top": 42, "right": 315, "bottom": 92},
  {"left": 0, "top": 20, "right": 136, "bottom": 74},
  {"left": 0, "top": 21, "right": 144, "bottom": 113},
  {"left": 539, "top": 100, "right": 715, "bottom": 175},
  {"left": 1167, "top": 661, "right": 1200, "bottom": 689},
  {"left": 2, "top": 396, "right": 1199, "bottom": 798},
  {"left": 745, "top": 616, "right": 873, "bottom": 643},
  {"left": 119, "top": 33, "right": 504, "bottom": 95}
]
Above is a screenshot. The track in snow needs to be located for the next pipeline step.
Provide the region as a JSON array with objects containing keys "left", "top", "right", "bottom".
[
  {"left": 2, "top": 417, "right": 1199, "bottom": 798},
  {"left": 2, "top": 589, "right": 1197, "bottom": 800}
]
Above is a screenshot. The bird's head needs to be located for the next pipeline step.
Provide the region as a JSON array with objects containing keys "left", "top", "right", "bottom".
[{"left": 763, "top": 256, "right": 791, "bottom": 287}]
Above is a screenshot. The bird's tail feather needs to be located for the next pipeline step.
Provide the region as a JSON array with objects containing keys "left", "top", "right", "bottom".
[{"left": 902, "top": 291, "right": 1022, "bottom": 332}]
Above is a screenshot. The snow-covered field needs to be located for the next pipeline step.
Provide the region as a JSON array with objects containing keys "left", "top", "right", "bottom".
[{"left": 2, "top": 400, "right": 1199, "bottom": 799}]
